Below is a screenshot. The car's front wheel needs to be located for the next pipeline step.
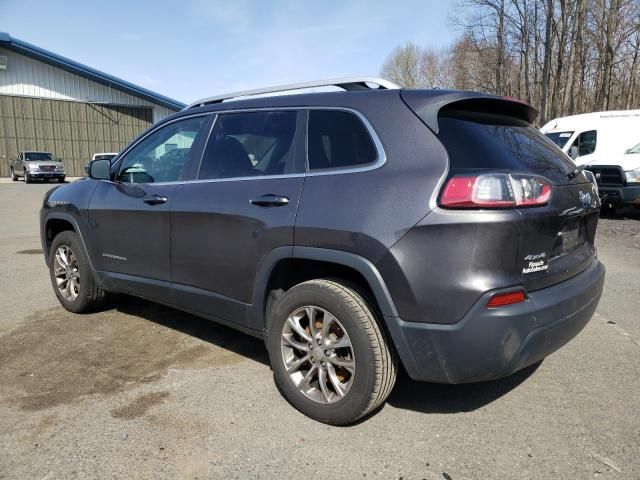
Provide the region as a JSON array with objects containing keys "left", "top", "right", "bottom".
[
  {"left": 24, "top": 171, "right": 31, "bottom": 183},
  {"left": 267, "top": 279, "right": 397, "bottom": 425},
  {"left": 49, "top": 231, "right": 107, "bottom": 313},
  {"left": 10, "top": 168, "right": 17, "bottom": 181}
]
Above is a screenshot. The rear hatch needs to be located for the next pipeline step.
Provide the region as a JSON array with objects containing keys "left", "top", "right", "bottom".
[{"left": 403, "top": 91, "right": 600, "bottom": 292}]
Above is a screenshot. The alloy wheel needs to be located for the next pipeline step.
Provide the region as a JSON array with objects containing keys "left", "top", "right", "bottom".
[
  {"left": 281, "top": 305, "right": 355, "bottom": 404},
  {"left": 54, "top": 245, "right": 80, "bottom": 301}
]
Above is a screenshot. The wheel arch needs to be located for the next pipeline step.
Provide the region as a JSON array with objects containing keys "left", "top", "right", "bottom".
[
  {"left": 250, "top": 246, "right": 398, "bottom": 332},
  {"left": 42, "top": 213, "right": 94, "bottom": 270}
]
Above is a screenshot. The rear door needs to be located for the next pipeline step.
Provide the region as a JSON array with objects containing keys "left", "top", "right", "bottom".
[
  {"left": 170, "top": 109, "right": 306, "bottom": 329},
  {"left": 86, "top": 114, "right": 211, "bottom": 297},
  {"left": 436, "top": 107, "right": 600, "bottom": 291}
]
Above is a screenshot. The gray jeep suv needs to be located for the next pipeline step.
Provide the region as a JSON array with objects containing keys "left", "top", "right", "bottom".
[{"left": 40, "top": 77, "right": 605, "bottom": 425}]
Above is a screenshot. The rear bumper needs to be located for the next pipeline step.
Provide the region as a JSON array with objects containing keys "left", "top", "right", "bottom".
[
  {"left": 598, "top": 185, "right": 640, "bottom": 206},
  {"left": 384, "top": 258, "right": 605, "bottom": 383}
]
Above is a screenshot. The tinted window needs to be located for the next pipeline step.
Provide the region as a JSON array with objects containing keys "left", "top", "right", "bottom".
[
  {"left": 438, "top": 111, "right": 577, "bottom": 184},
  {"left": 199, "top": 111, "right": 298, "bottom": 179},
  {"left": 117, "top": 116, "right": 209, "bottom": 183},
  {"left": 308, "top": 110, "right": 377, "bottom": 171},
  {"left": 571, "top": 130, "right": 597, "bottom": 156}
]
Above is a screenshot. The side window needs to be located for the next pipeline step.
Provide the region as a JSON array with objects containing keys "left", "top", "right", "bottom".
[
  {"left": 198, "top": 111, "right": 299, "bottom": 180},
  {"left": 116, "top": 116, "right": 209, "bottom": 183},
  {"left": 572, "top": 130, "right": 597, "bottom": 157},
  {"left": 308, "top": 110, "right": 377, "bottom": 171}
]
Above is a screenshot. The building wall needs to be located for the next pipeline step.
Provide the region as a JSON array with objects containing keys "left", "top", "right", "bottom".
[
  {"left": 0, "top": 95, "right": 153, "bottom": 176},
  {"left": 0, "top": 47, "right": 175, "bottom": 122},
  {"left": 0, "top": 46, "right": 180, "bottom": 176}
]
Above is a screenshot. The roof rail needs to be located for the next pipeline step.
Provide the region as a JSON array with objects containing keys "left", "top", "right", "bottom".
[{"left": 185, "top": 76, "right": 400, "bottom": 109}]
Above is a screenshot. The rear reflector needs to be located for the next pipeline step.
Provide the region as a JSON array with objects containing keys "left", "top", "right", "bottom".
[
  {"left": 440, "top": 173, "right": 552, "bottom": 209},
  {"left": 487, "top": 290, "right": 527, "bottom": 308}
]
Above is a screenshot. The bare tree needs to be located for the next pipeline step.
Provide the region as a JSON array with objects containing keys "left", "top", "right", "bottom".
[
  {"left": 380, "top": 42, "right": 454, "bottom": 88},
  {"left": 381, "top": 42, "right": 424, "bottom": 88},
  {"left": 381, "top": 0, "right": 640, "bottom": 124}
]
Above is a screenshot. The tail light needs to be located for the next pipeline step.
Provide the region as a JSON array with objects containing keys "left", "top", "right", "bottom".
[{"left": 440, "top": 173, "right": 552, "bottom": 209}]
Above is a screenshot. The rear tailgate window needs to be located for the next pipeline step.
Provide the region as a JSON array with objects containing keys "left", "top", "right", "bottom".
[{"left": 437, "top": 110, "right": 581, "bottom": 185}]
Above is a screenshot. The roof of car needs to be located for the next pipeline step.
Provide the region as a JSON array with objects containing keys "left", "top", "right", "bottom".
[
  {"left": 173, "top": 87, "right": 537, "bottom": 134},
  {"left": 185, "top": 77, "right": 400, "bottom": 109},
  {"left": 541, "top": 109, "right": 640, "bottom": 132}
]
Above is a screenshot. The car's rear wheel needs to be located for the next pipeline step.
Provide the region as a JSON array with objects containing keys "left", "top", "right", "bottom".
[
  {"left": 49, "top": 231, "right": 107, "bottom": 313},
  {"left": 267, "top": 279, "right": 397, "bottom": 425},
  {"left": 10, "top": 168, "right": 17, "bottom": 181}
]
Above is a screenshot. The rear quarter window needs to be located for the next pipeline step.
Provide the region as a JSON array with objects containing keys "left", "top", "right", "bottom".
[
  {"left": 437, "top": 111, "right": 578, "bottom": 185},
  {"left": 308, "top": 110, "right": 377, "bottom": 171}
]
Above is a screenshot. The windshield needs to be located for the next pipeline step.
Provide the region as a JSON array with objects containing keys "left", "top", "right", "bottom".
[
  {"left": 544, "top": 131, "right": 574, "bottom": 149},
  {"left": 627, "top": 142, "right": 640, "bottom": 154},
  {"left": 25, "top": 152, "right": 55, "bottom": 161}
]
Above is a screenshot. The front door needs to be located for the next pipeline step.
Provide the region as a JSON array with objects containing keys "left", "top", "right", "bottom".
[
  {"left": 170, "top": 109, "right": 306, "bottom": 329},
  {"left": 86, "top": 114, "right": 212, "bottom": 299}
]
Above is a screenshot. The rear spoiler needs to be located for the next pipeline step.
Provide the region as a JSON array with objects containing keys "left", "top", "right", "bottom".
[{"left": 401, "top": 89, "right": 538, "bottom": 134}]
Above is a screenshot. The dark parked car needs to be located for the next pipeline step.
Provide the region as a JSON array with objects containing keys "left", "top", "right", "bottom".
[
  {"left": 11, "top": 151, "right": 65, "bottom": 183},
  {"left": 40, "top": 77, "right": 605, "bottom": 425}
]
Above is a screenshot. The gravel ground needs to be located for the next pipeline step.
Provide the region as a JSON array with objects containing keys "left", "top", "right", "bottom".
[{"left": 0, "top": 180, "right": 638, "bottom": 480}]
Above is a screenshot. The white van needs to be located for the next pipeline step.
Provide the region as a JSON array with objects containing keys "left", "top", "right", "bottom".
[
  {"left": 540, "top": 110, "right": 640, "bottom": 165},
  {"left": 541, "top": 110, "right": 640, "bottom": 208}
]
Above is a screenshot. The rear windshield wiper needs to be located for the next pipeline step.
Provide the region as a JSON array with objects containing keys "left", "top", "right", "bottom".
[{"left": 567, "top": 163, "right": 593, "bottom": 180}]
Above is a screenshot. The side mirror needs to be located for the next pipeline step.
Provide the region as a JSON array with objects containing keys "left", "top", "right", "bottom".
[
  {"left": 88, "top": 159, "right": 111, "bottom": 180},
  {"left": 570, "top": 145, "right": 579, "bottom": 160}
]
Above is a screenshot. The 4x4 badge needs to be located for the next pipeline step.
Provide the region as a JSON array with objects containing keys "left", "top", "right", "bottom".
[
  {"left": 579, "top": 191, "right": 592, "bottom": 208},
  {"left": 523, "top": 252, "right": 548, "bottom": 274}
]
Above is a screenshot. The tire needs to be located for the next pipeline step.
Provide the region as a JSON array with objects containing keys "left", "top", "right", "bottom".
[
  {"left": 58, "top": 177, "right": 65, "bottom": 183},
  {"left": 24, "top": 171, "right": 31, "bottom": 183},
  {"left": 10, "top": 168, "right": 17, "bottom": 181},
  {"left": 267, "top": 279, "right": 397, "bottom": 425},
  {"left": 49, "top": 230, "right": 108, "bottom": 313}
]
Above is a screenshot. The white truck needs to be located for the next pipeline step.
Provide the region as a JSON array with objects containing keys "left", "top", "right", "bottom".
[{"left": 541, "top": 110, "right": 640, "bottom": 209}]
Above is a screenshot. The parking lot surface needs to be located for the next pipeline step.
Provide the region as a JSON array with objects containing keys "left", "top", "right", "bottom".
[{"left": 0, "top": 180, "right": 638, "bottom": 480}]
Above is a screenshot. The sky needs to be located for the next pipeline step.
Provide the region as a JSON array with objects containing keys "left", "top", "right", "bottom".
[{"left": 0, "top": 0, "right": 455, "bottom": 104}]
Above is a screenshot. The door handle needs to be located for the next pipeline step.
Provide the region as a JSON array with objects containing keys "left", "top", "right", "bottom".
[
  {"left": 250, "top": 194, "right": 290, "bottom": 207},
  {"left": 143, "top": 194, "right": 168, "bottom": 205}
]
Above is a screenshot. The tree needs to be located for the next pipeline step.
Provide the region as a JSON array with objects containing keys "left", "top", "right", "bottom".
[
  {"left": 380, "top": 42, "right": 454, "bottom": 88},
  {"left": 380, "top": 42, "right": 424, "bottom": 88},
  {"left": 381, "top": 0, "right": 640, "bottom": 124}
]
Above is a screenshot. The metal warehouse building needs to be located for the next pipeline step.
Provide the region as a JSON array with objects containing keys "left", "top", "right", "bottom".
[{"left": 0, "top": 32, "right": 185, "bottom": 177}]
